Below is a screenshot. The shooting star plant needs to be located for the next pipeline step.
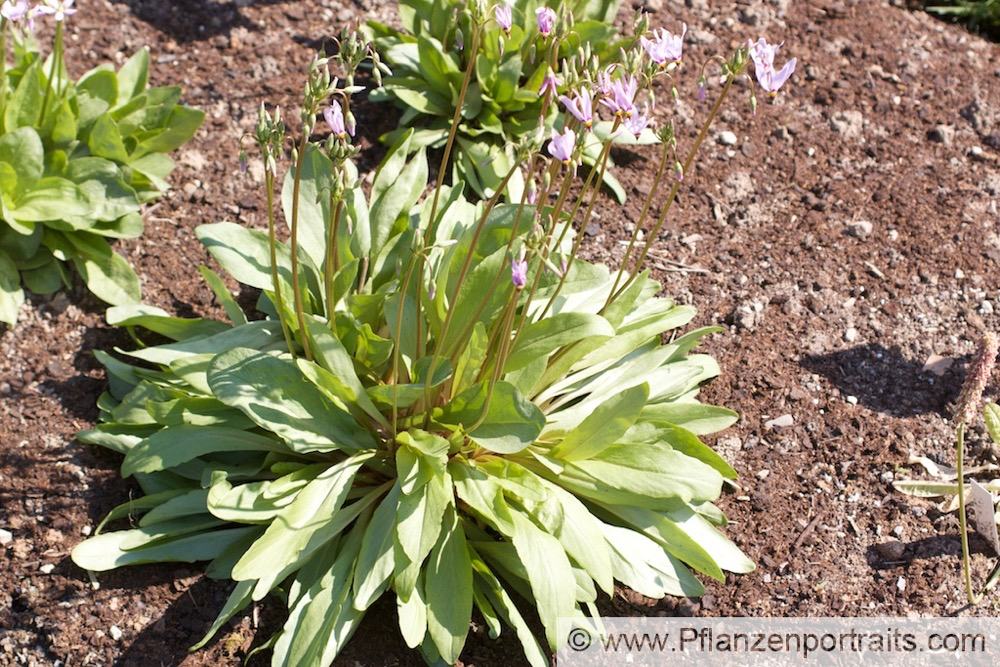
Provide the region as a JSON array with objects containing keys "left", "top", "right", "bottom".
[{"left": 71, "top": 15, "right": 797, "bottom": 667}]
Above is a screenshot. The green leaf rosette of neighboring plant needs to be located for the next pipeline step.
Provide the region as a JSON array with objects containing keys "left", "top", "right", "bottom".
[
  {"left": 0, "top": 3, "right": 204, "bottom": 325},
  {"left": 367, "top": 0, "right": 653, "bottom": 203}
]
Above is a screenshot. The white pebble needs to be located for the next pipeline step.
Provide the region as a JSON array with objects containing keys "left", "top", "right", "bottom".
[
  {"left": 765, "top": 414, "right": 794, "bottom": 429},
  {"left": 110, "top": 625, "right": 123, "bottom": 641},
  {"left": 982, "top": 300, "right": 994, "bottom": 315},
  {"left": 844, "top": 327, "right": 858, "bottom": 343},
  {"left": 0, "top": 529, "right": 11, "bottom": 545},
  {"left": 896, "top": 576, "right": 906, "bottom": 592},
  {"left": 40, "top": 563, "right": 55, "bottom": 574},
  {"left": 847, "top": 395, "right": 858, "bottom": 405},
  {"left": 717, "top": 130, "right": 738, "bottom": 146}
]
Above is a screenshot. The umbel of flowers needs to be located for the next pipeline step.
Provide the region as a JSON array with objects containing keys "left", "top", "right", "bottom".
[
  {"left": 71, "top": 7, "right": 795, "bottom": 667},
  {"left": 0, "top": 0, "right": 203, "bottom": 324}
]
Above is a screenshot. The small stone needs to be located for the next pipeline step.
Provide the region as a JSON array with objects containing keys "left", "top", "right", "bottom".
[
  {"left": 0, "top": 529, "right": 11, "bottom": 545},
  {"left": 875, "top": 540, "right": 906, "bottom": 560},
  {"left": 756, "top": 469, "right": 770, "bottom": 480},
  {"left": 969, "top": 146, "right": 986, "bottom": 161},
  {"left": 928, "top": 124, "right": 954, "bottom": 145},
  {"left": 846, "top": 220, "right": 873, "bottom": 238},
  {"left": 844, "top": 327, "right": 858, "bottom": 343},
  {"left": 788, "top": 387, "right": 809, "bottom": 402},
  {"left": 982, "top": 300, "right": 994, "bottom": 315},
  {"left": 717, "top": 130, "right": 738, "bottom": 146},
  {"left": 765, "top": 414, "right": 794, "bottom": 429},
  {"left": 39, "top": 563, "right": 55, "bottom": 574},
  {"left": 955, "top": 268, "right": 965, "bottom": 279},
  {"left": 892, "top": 525, "right": 904, "bottom": 537},
  {"left": 846, "top": 395, "right": 858, "bottom": 405},
  {"left": 584, "top": 222, "right": 600, "bottom": 237},
  {"left": 896, "top": 576, "right": 906, "bottom": 592},
  {"left": 110, "top": 625, "right": 123, "bottom": 641}
]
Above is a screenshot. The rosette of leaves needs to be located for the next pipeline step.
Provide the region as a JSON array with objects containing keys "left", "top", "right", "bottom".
[
  {"left": 0, "top": 34, "right": 203, "bottom": 325},
  {"left": 71, "top": 130, "right": 750, "bottom": 666},
  {"left": 367, "top": 0, "right": 641, "bottom": 202}
]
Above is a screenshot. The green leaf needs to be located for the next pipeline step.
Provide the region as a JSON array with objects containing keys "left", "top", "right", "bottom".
[
  {"left": 986, "top": 403, "right": 1000, "bottom": 446},
  {"left": 510, "top": 510, "right": 576, "bottom": 649},
  {"left": 505, "top": 312, "right": 615, "bottom": 373},
  {"left": 133, "top": 106, "right": 205, "bottom": 156},
  {"left": 87, "top": 113, "right": 130, "bottom": 162},
  {"left": 352, "top": 483, "right": 401, "bottom": 610},
  {"left": 207, "top": 347, "right": 375, "bottom": 453},
  {"left": 116, "top": 48, "right": 150, "bottom": 105},
  {"left": 11, "top": 177, "right": 94, "bottom": 222},
  {"left": 551, "top": 383, "right": 648, "bottom": 461},
  {"left": 107, "top": 304, "right": 229, "bottom": 340},
  {"left": 640, "top": 402, "right": 739, "bottom": 436},
  {"left": 369, "top": 131, "right": 426, "bottom": 264},
  {"left": 0, "top": 249, "right": 25, "bottom": 325},
  {"left": 121, "top": 425, "right": 290, "bottom": 477},
  {"left": 66, "top": 235, "right": 141, "bottom": 306},
  {"left": 280, "top": 145, "right": 332, "bottom": 271},
  {"left": 71, "top": 526, "right": 257, "bottom": 572},
  {"left": 425, "top": 505, "right": 473, "bottom": 664},
  {"left": 440, "top": 381, "right": 545, "bottom": 454}
]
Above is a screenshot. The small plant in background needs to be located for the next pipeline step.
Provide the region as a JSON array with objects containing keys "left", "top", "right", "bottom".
[
  {"left": 71, "top": 9, "right": 796, "bottom": 667},
  {"left": 926, "top": 0, "right": 1000, "bottom": 33},
  {"left": 0, "top": 0, "right": 203, "bottom": 325},
  {"left": 895, "top": 332, "right": 1000, "bottom": 604},
  {"left": 367, "top": 0, "right": 657, "bottom": 202}
]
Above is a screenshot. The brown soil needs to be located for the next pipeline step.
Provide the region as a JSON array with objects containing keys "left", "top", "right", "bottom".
[{"left": 3, "top": 0, "right": 1000, "bottom": 665}]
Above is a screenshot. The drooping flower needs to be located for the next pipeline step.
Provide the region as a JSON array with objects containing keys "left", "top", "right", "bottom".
[
  {"left": 535, "top": 6, "right": 556, "bottom": 37},
  {"left": 539, "top": 72, "right": 560, "bottom": 97},
  {"left": 560, "top": 90, "right": 593, "bottom": 129},
  {"left": 33, "top": 0, "right": 76, "bottom": 22},
  {"left": 547, "top": 127, "right": 575, "bottom": 164},
  {"left": 323, "top": 102, "right": 348, "bottom": 139},
  {"left": 596, "top": 69, "right": 614, "bottom": 97},
  {"left": 599, "top": 74, "right": 638, "bottom": 118},
  {"left": 696, "top": 76, "right": 707, "bottom": 102},
  {"left": 640, "top": 24, "right": 686, "bottom": 66},
  {"left": 748, "top": 38, "right": 797, "bottom": 96},
  {"left": 624, "top": 107, "right": 652, "bottom": 137},
  {"left": 511, "top": 258, "right": 528, "bottom": 289},
  {"left": 0, "top": 0, "right": 29, "bottom": 22},
  {"left": 495, "top": 3, "right": 513, "bottom": 35}
]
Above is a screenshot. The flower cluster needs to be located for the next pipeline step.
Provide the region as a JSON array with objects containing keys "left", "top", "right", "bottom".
[{"left": 1, "top": 0, "right": 74, "bottom": 26}]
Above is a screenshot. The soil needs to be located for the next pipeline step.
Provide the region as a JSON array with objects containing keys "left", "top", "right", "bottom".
[{"left": 3, "top": 0, "right": 1000, "bottom": 665}]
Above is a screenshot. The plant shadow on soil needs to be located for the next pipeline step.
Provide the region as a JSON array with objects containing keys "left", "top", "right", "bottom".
[
  {"left": 802, "top": 344, "right": 970, "bottom": 418},
  {"left": 108, "top": 0, "right": 287, "bottom": 42}
]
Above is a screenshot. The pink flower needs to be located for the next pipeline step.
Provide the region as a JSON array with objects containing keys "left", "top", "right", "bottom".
[
  {"left": 596, "top": 69, "right": 614, "bottom": 97},
  {"left": 560, "top": 90, "right": 593, "bottom": 129},
  {"left": 696, "top": 77, "right": 707, "bottom": 101},
  {"left": 511, "top": 258, "right": 528, "bottom": 288},
  {"left": 33, "top": 0, "right": 75, "bottom": 22},
  {"left": 539, "top": 72, "right": 560, "bottom": 97},
  {"left": 494, "top": 3, "right": 513, "bottom": 34},
  {"left": 323, "top": 101, "right": 349, "bottom": 138},
  {"left": 0, "top": 0, "right": 29, "bottom": 21},
  {"left": 640, "top": 24, "right": 686, "bottom": 66},
  {"left": 547, "top": 127, "right": 576, "bottom": 164},
  {"left": 748, "top": 38, "right": 797, "bottom": 96},
  {"left": 599, "top": 74, "right": 638, "bottom": 118},
  {"left": 535, "top": 6, "right": 556, "bottom": 36},
  {"left": 624, "top": 108, "right": 652, "bottom": 137}
]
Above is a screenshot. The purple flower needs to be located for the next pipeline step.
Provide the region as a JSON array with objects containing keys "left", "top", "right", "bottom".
[
  {"left": 596, "top": 69, "right": 614, "bottom": 97},
  {"left": 0, "top": 0, "right": 29, "bottom": 21},
  {"left": 323, "top": 102, "right": 348, "bottom": 139},
  {"left": 511, "top": 258, "right": 528, "bottom": 288},
  {"left": 696, "top": 77, "right": 707, "bottom": 101},
  {"left": 547, "top": 128, "right": 576, "bottom": 164},
  {"left": 624, "top": 108, "right": 651, "bottom": 137},
  {"left": 535, "top": 6, "right": 556, "bottom": 36},
  {"left": 640, "top": 24, "right": 686, "bottom": 66},
  {"left": 539, "top": 72, "right": 560, "bottom": 97},
  {"left": 495, "top": 3, "right": 512, "bottom": 35},
  {"left": 599, "top": 74, "right": 638, "bottom": 118},
  {"left": 238, "top": 150, "right": 249, "bottom": 175},
  {"left": 748, "top": 38, "right": 797, "bottom": 96},
  {"left": 559, "top": 90, "right": 593, "bottom": 129},
  {"left": 33, "top": 0, "right": 75, "bottom": 22}
]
